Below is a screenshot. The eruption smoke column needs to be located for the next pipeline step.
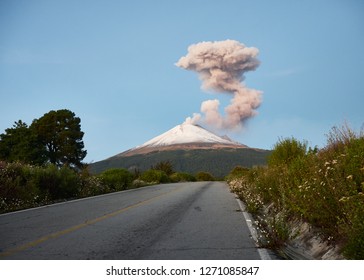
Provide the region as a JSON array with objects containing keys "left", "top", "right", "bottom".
[{"left": 176, "top": 40, "right": 262, "bottom": 130}]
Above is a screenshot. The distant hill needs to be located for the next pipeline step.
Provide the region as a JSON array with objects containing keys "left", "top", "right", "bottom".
[
  {"left": 89, "top": 148, "right": 271, "bottom": 177},
  {"left": 89, "top": 123, "right": 271, "bottom": 177}
]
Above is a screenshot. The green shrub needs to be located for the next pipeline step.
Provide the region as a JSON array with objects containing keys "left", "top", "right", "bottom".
[
  {"left": 225, "top": 166, "right": 249, "bottom": 182},
  {"left": 140, "top": 169, "right": 169, "bottom": 184},
  {"left": 170, "top": 172, "right": 196, "bottom": 182},
  {"left": 78, "top": 175, "right": 104, "bottom": 197},
  {"left": 98, "top": 168, "right": 133, "bottom": 191},
  {"left": 0, "top": 162, "right": 42, "bottom": 212},
  {"left": 32, "top": 164, "right": 80, "bottom": 200},
  {"left": 268, "top": 137, "right": 308, "bottom": 167},
  {"left": 0, "top": 162, "right": 139, "bottom": 214},
  {"left": 339, "top": 193, "right": 364, "bottom": 259},
  {"left": 151, "top": 161, "right": 174, "bottom": 176},
  {"left": 195, "top": 171, "right": 215, "bottom": 181},
  {"left": 0, "top": 162, "right": 83, "bottom": 213}
]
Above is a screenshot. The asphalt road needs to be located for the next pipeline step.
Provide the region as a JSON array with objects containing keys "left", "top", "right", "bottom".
[{"left": 0, "top": 181, "right": 263, "bottom": 260}]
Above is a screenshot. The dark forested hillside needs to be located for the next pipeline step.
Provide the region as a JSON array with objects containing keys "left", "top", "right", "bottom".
[{"left": 89, "top": 148, "right": 271, "bottom": 178}]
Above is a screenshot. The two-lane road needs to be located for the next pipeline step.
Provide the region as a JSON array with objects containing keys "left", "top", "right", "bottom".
[{"left": 0, "top": 182, "right": 263, "bottom": 259}]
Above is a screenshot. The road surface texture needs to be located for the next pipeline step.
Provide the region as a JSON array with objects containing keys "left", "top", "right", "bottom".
[{"left": 0, "top": 182, "right": 265, "bottom": 260}]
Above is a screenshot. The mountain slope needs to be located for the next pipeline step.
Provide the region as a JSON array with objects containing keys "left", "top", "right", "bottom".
[
  {"left": 90, "top": 148, "right": 271, "bottom": 178},
  {"left": 139, "top": 123, "right": 241, "bottom": 147},
  {"left": 119, "top": 123, "right": 247, "bottom": 157},
  {"left": 89, "top": 123, "right": 270, "bottom": 177}
]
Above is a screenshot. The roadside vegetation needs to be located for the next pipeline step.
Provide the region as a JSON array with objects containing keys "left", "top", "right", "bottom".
[
  {"left": 0, "top": 160, "right": 214, "bottom": 214},
  {"left": 0, "top": 113, "right": 216, "bottom": 213},
  {"left": 227, "top": 123, "right": 364, "bottom": 259},
  {"left": 0, "top": 109, "right": 218, "bottom": 215}
]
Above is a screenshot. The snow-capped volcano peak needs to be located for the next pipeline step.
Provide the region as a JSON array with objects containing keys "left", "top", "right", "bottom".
[
  {"left": 117, "top": 123, "right": 247, "bottom": 157},
  {"left": 139, "top": 123, "right": 236, "bottom": 147}
]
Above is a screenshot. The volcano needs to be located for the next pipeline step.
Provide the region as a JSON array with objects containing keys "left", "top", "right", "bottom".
[
  {"left": 90, "top": 123, "right": 270, "bottom": 177},
  {"left": 119, "top": 123, "right": 247, "bottom": 157}
]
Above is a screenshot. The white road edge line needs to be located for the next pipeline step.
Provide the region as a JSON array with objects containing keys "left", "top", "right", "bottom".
[{"left": 236, "top": 198, "right": 271, "bottom": 260}]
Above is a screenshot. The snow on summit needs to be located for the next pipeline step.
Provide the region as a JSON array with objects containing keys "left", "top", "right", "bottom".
[
  {"left": 115, "top": 122, "right": 248, "bottom": 157},
  {"left": 139, "top": 123, "right": 238, "bottom": 148}
]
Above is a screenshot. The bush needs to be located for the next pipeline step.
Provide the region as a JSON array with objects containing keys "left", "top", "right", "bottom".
[
  {"left": 0, "top": 162, "right": 84, "bottom": 213},
  {"left": 226, "top": 166, "right": 250, "bottom": 181},
  {"left": 0, "top": 162, "right": 150, "bottom": 214},
  {"left": 339, "top": 193, "right": 364, "bottom": 259},
  {"left": 78, "top": 175, "right": 104, "bottom": 197},
  {"left": 0, "top": 162, "right": 42, "bottom": 212},
  {"left": 98, "top": 168, "right": 133, "bottom": 191},
  {"left": 151, "top": 161, "right": 174, "bottom": 176},
  {"left": 170, "top": 172, "right": 196, "bottom": 182},
  {"left": 268, "top": 137, "right": 308, "bottom": 167},
  {"left": 140, "top": 169, "right": 169, "bottom": 184},
  {"left": 33, "top": 165, "right": 80, "bottom": 199},
  {"left": 195, "top": 171, "right": 215, "bottom": 181}
]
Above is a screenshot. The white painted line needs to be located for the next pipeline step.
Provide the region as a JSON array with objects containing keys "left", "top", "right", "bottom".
[{"left": 236, "top": 198, "right": 271, "bottom": 260}]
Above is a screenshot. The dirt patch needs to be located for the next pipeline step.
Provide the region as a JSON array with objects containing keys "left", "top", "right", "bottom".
[{"left": 279, "top": 220, "right": 344, "bottom": 260}]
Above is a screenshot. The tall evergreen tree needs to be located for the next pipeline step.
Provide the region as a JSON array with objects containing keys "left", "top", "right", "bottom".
[{"left": 31, "top": 109, "right": 87, "bottom": 168}]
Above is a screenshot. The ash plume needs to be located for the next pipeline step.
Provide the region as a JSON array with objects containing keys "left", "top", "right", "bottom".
[{"left": 176, "top": 40, "right": 262, "bottom": 131}]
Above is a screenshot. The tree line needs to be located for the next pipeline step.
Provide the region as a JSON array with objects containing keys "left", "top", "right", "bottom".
[{"left": 0, "top": 109, "right": 86, "bottom": 168}]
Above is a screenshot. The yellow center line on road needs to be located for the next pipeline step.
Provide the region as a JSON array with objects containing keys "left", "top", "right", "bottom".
[{"left": 0, "top": 186, "right": 184, "bottom": 259}]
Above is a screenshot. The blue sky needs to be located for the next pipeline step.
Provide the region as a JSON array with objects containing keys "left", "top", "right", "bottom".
[{"left": 1, "top": 0, "right": 363, "bottom": 162}]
